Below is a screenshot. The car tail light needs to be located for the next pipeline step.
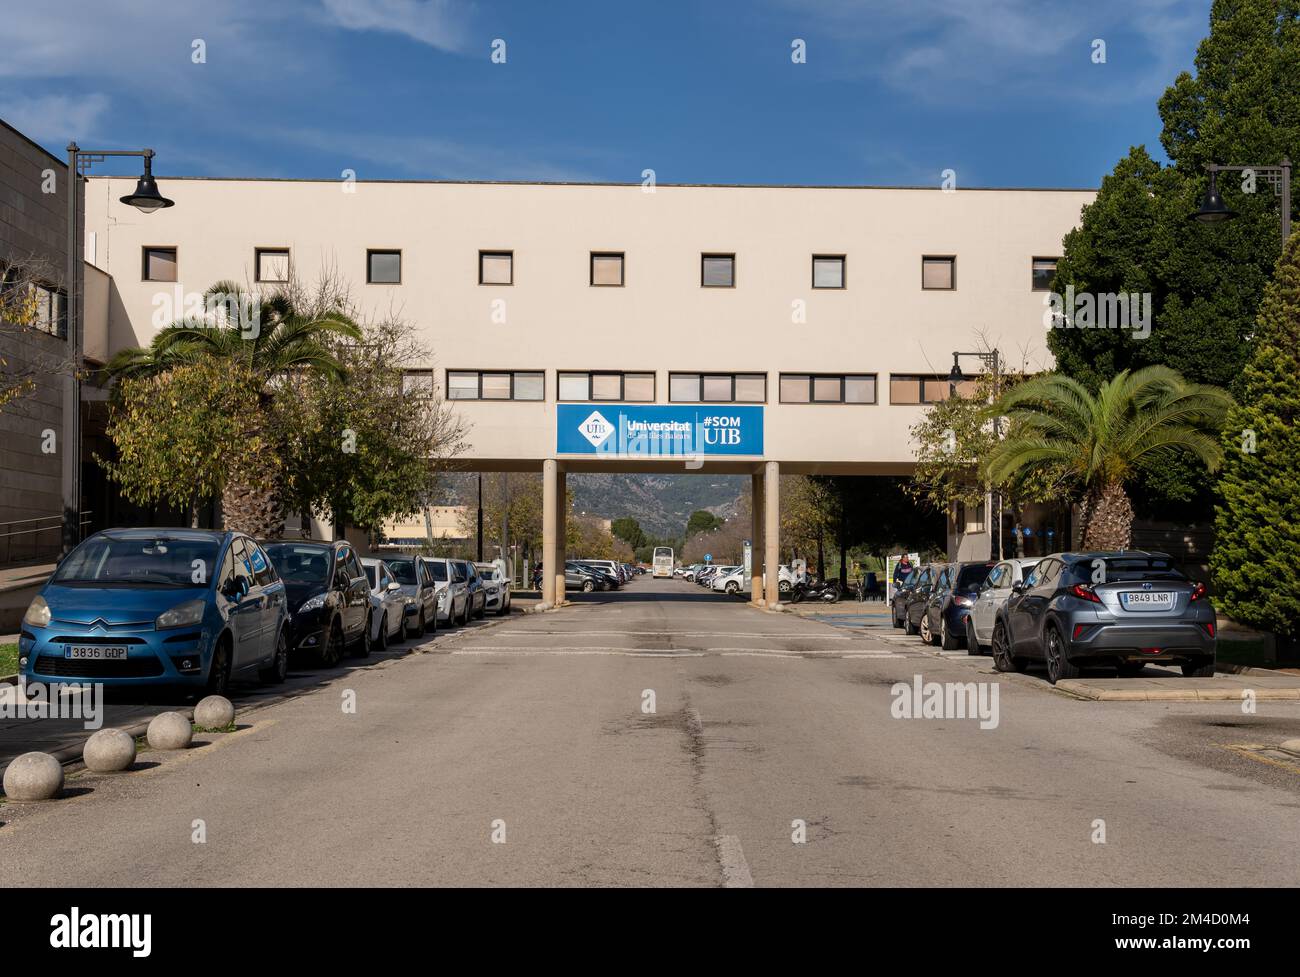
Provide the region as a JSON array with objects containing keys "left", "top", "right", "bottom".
[
  {"left": 1073, "top": 624, "right": 1087, "bottom": 639},
  {"left": 952, "top": 594, "right": 974, "bottom": 608},
  {"left": 1069, "top": 584, "right": 1102, "bottom": 604},
  {"left": 1202, "top": 621, "right": 1215, "bottom": 638},
  {"left": 1189, "top": 582, "right": 1207, "bottom": 601},
  {"left": 1141, "top": 647, "right": 1162, "bottom": 655}
]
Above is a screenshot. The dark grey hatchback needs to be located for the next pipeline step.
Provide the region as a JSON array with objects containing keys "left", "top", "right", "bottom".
[{"left": 991, "top": 551, "right": 1216, "bottom": 684}]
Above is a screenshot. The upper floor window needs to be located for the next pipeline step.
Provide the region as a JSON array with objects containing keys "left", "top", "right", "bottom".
[
  {"left": 889, "top": 374, "right": 978, "bottom": 405},
  {"left": 479, "top": 251, "right": 513, "bottom": 285},
  {"left": 143, "top": 246, "right": 178, "bottom": 282},
  {"left": 367, "top": 249, "right": 401, "bottom": 284},
  {"left": 812, "top": 255, "right": 846, "bottom": 289},
  {"left": 590, "top": 252, "right": 625, "bottom": 286},
  {"left": 402, "top": 370, "right": 435, "bottom": 397},
  {"left": 669, "top": 372, "right": 765, "bottom": 403},
  {"left": 256, "top": 248, "right": 290, "bottom": 283},
  {"left": 2, "top": 265, "right": 67, "bottom": 338},
  {"left": 921, "top": 255, "right": 955, "bottom": 290},
  {"left": 1032, "top": 257, "right": 1059, "bottom": 291},
  {"left": 779, "top": 373, "right": 876, "bottom": 404},
  {"left": 701, "top": 253, "right": 735, "bottom": 288},
  {"left": 558, "top": 371, "right": 654, "bottom": 402},
  {"left": 447, "top": 369, "right": 544, "bottom": 401}
]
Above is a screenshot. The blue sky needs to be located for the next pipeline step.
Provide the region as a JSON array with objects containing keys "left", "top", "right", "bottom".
[{"left": 1, "top": 0, "right": 1212, "bottom": 187}]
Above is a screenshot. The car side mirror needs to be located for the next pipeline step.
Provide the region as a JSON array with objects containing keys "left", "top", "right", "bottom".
[
  {"left": 1011, "top": 581, "right": 1026, "bottom": 594},
  {"left": 387, "top": 581, "right": 402, "bottom": 592}
]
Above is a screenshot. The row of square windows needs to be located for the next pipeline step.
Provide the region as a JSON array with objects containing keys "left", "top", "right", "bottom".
[
  {"left": 140, "top": 247, "right": 1062, "bottom": 291},
  {"left": 411, "top": 370, "right": 982, "bottom": 406}
]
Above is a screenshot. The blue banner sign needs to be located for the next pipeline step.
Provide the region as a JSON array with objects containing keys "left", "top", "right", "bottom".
[{"left": 556, "top": 404, "right": 764, "bottom": 458}]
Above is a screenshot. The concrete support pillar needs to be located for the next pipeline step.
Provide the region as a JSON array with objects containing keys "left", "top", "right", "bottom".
[
  {"left": 541, "top": 459, "right": 557, "bottom": 606},
  {"left": 751, "top": 472, "right": 765, "bottom": 605},
  {"left": 764, "top": 461, "right": 781, "bottom": 607},
  {"left": 553, "top": 470, "right": 567, "bottom": 605}
]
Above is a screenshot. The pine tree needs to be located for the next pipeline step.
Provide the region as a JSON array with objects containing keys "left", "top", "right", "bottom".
[{"left": 1211, "top": 232, "right": 1300, "bottom": 636}]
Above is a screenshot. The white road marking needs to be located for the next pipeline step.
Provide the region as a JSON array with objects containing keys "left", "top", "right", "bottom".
[
  {"left": 715, "top": 835, "right": 755, "bottom": 888},
  {"left": 497, "top": 630, "right": 854, "bottom": 640},
  {"left": 448, "top": 647, "right": 899, "bottom": 658}
]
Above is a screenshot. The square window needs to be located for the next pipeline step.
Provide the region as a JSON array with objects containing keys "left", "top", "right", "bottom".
[
  {"left": 813, "top": 376, "right": 843, "bottom": 402},
  {"left": 1032, "top": 257, "right": 1058, "bottom": 291},
  {"left": 702, "top": 375, "right": 732, "bottom": 401},
  {"left": 670, "top": 374, "right": 701, "bottom": 402},
  {"left": 890, "top": 375, "right": 922, "bottom": 404},
  {"left": 780, "top": 375, "right": 810, "bottom": 403},
  {"left": 558, "top": 372, "right": 589, "bottom": 401},
  {"left": 143, "top": 247, "right": 177, "bottom": 282},
  {"left": 591, "top": 373, "right": 622, "bottom": 400},
  {"left": 513, "top": 372, "right": 545, "bottom": 400},
  {"left": 734, "top": 374, "right": 766, "bottom": 402},
  {"left": 844, "top": 375, "right": 876, "bottom": 403},
  {"left": 448, "top": 372, "right": 479, "bottom": 399},
  {"left": 479, "top": 251, "right": 513, "bottom": 285},
  {"left": 623, "top": 373, "right": 655, "bottom": 402},
  {"left": 922, "top": 256, "right": 954, "bottom": 290},
  {"left": 256, "top": 248, "right": 289, "bottom": 283},
  {"left": 402, "top": 371, "right": 434, "bottom": 395},
  {"left": 812, "top": 255, "right": 845, "bottom": 289},
  {"left": 367, "top": 250, "right": 401, "bottom": 284},
  {"left": 701, "top": 254, "right": 734, "bottom": 287},
  {"left": 591, "top": 253, "right": 624, "bottom": 286},
  {"left": 480, "top": 373, "right": 511, "bottom": 399}
]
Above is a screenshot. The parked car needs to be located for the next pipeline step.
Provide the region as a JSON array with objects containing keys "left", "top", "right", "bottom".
[
  {"left": 896, "top": 563, "right": 943, "bottom": 635},
  {"left": 710, "top": 566, "right": 745, "bottom": 593},
  {"left": 568, "top": 561, "right": 616, "bottom": 590},
  {"left": 966, "top": 558, "right": 1040, "bottom": 655},
  {"left": 21, "top": 528, "right": 290, "bottom": 698},
  {"left": 263, "top": 539, "right": 371, "bottom": 666},
  {"left": 583, "top": 559, "right": 625, "bottom": 587},
  {"left": 421, "top": 557, "right": 469, "bottom": 627},
  {"left": 991, "top": 551, "right": 1216, "bottom": 684},
  {"left": 362, "top": 558, "right": 407, "bottom": 650},
  {"left": 697, "top": 565, "right": 722, "bottom": 586},
  {"left": 385, "top": 555, "right": 438, "bottom": 638},
  {"left": 565, "top": 562, "right": 606, "bottom": 592},
  {"left": 475, "top": 561, "right": 512, "bottom": 616},
  {"left": 919, "top": 561, "right": 996, "bottom": 650},
  {"left": 455, "top": 559, "right": 488, "bottom": 619}
]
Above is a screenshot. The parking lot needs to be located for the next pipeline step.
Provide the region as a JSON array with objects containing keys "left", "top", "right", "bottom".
[{"left": 3, "top": 577, "right": 1300, "bottom": 887}]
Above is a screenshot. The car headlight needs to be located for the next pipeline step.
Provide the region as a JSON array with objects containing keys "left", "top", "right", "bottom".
[
  {"left": 156, "top": 598, "right": 206, "bottom": 630},
  {"left": 23, "top": 595, "right": 51, "bottom": 628},
  {"left": 298, "top": 592, "right": 328, "bottom": 613},
  {"left": 437, "top": 591, "right": 447, "bottom": 606}
]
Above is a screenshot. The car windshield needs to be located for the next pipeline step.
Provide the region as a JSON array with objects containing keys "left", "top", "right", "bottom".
[
  {"left": 425, "top": 561, "right": 448, "bottom": 581},
  {"left": 386, "top": 559, "right": 418, "bottom": 584},
  {"left": 1083, "top": 556, "right": 1188, "bottom": 584},
  {"left": 264, "top": 543, "right": 332, "bottom": 584},
  {"left": 956, "top": 564, "right": 994, "bottom": 589},
  {"left": 52, "top": 535, "right": 221, "bottom": 587},
  {"left": 478, "top": 567, "right": 498, "bottom": 580}
]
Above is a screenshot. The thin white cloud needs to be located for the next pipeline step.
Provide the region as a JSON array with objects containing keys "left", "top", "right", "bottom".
[
  {"left": 320, "top": 0, "right": 469, "bottom": 52},
  {"left": 0, "top": 93, "right": 111, "bottom": 145}
]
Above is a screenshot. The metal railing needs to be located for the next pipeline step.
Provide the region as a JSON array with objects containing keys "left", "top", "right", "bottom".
[{"left": 0, "top": 511, "right": 91, "bottom": 566}]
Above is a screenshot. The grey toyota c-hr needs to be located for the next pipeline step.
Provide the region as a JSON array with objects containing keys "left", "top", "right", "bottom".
[{"left": 991, "top": 551, "right": 1216, "bottom": 684}]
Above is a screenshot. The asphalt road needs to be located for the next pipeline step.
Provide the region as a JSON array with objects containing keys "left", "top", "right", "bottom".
[{"left": 3, "top": 578, "right": 1299, "bottom": 887}]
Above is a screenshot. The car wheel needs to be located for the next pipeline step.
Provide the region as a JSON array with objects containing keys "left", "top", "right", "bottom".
[
  {"left": 965, "top": 616, "right": 983, "bottom": 655},
  {"left": 475, "top": 599, "right": 486, "bottom": 620},
  {"left": 904, "top": 611, "right": 919, "bottom": 636},
  {"left": 991, "top": 621, "right": 1024, "bottom": 673},
  {"left": 496, "top": 599, "right": 507, "bottom": 616},
  {"left": 407, "top": 611, "right": 423, "bottom": 640},
  {"left": 582, "top": 579, "right": 594, "bottom": 593},
  {"left": 322, "top": 619, "right": 346, "bottom": 667},
  {"left": 206, "top": 637, "right": 232, "bottom": 695},
  {"left": 424, "top": 609, "right": 437, "bottom": 635},
  {"left": 1044, "top": 626, "right": 1079, "bottom": 684},
  {"left": 1182, "top": 658, "right": 1216, "bottom": 678},
  {"left": 726, "top": 582, "right": 739, "bottom": 594},
  {"left": 259, "top": 629, "right": 289, "bottom": 684},
  {"left": 892, "top": 605, "right": 903, "bottom": 629},
  {"left": 940, "top": 616, "right": 961, "bottom": 651},
  {"left": 778, "top": 580, "right": 791, "bottom": 594},
  {"left": 377, "top": 614, "right": 389, "bottom": 651}
]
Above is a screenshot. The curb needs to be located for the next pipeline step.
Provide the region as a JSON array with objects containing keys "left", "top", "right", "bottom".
[{"left": 1054, "top": 680, "right": 1300, "bottom": 702}]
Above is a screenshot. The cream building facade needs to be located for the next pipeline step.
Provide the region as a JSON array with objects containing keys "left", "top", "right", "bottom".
[{"left": 83, "top": 177, "right": 1093, "bottom": 605}]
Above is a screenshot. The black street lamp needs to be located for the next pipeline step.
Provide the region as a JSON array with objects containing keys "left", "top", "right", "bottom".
[
  {"left": 63, "top": 144, "right": 174, "bottom": 553},
  {"left": 1190, "top": 158, "right": 1291, "bottom": 248}
]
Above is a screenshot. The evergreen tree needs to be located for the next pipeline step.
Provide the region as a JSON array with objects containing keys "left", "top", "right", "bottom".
[{"left": 1211, "top": 232, "right": 1300, "bottom": 636}]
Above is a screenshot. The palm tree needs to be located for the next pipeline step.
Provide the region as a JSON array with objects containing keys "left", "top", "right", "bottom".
[
  {"left": 984, "top": 366, "right": 1233, "bottom": 550},
  {"left": 106, "top": 280, "right": 362, "bottom": 536}
]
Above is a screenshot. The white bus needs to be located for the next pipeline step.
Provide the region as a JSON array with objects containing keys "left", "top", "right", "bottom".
[{"left": 652, "top": 546, "right": 674, "bottom": 578}]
